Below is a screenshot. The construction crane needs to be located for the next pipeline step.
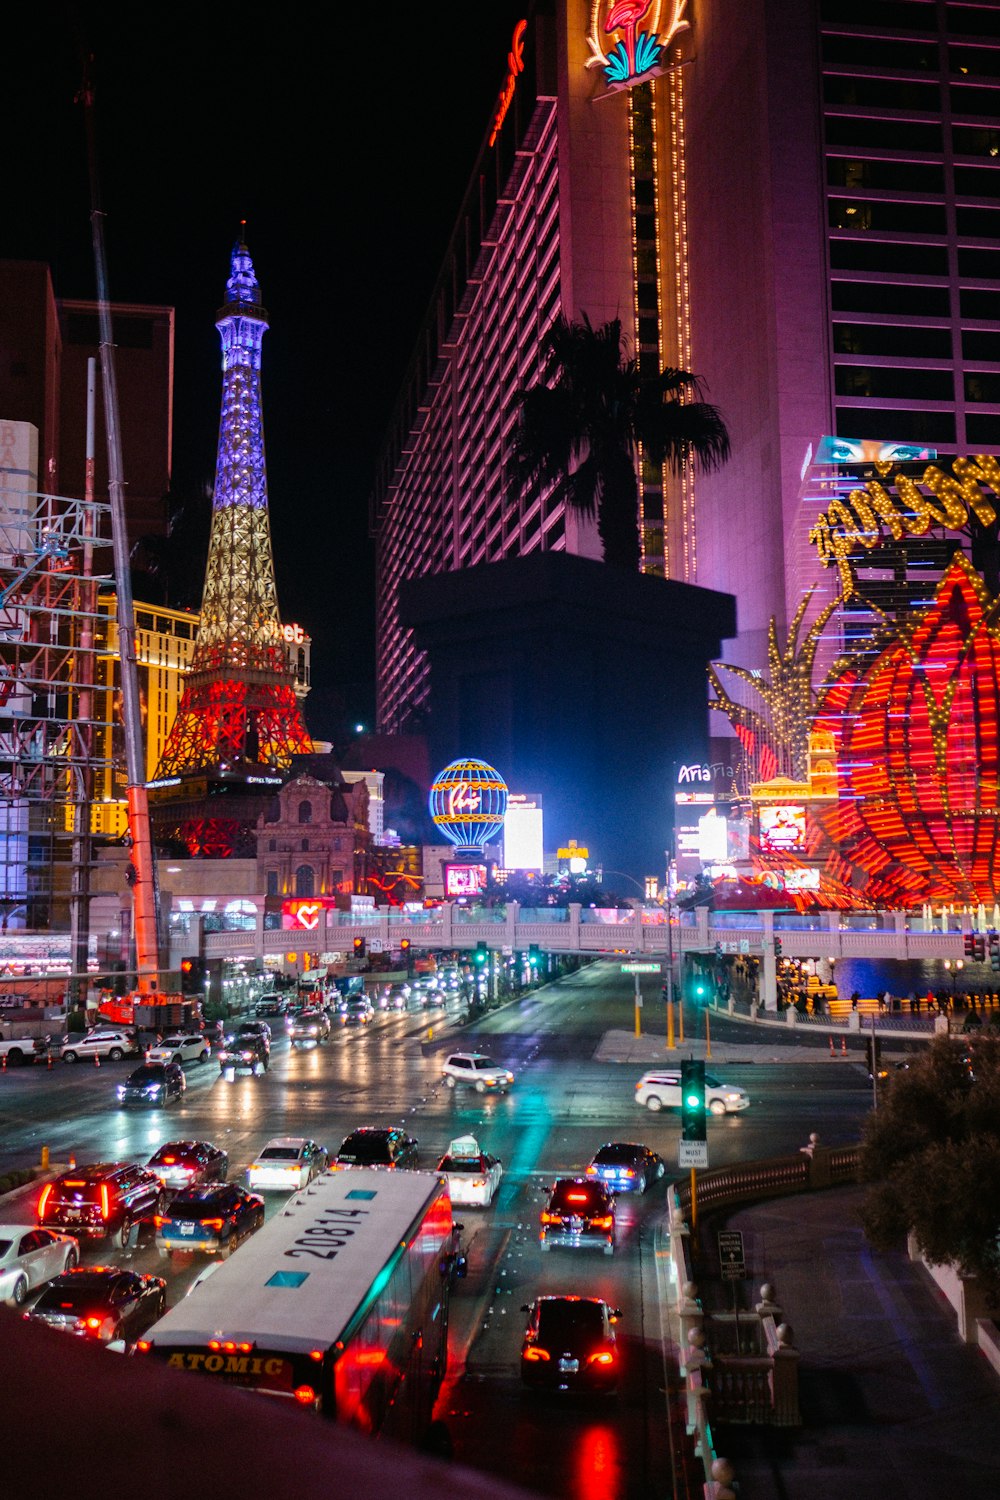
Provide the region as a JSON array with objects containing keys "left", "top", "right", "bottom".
[{"left": 79, "top": 57, "right": 164, "bottom": 1005}]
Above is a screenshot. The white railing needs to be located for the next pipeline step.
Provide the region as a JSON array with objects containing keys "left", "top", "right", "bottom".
[{"left": 192, "top": 900, "right": 967, "bottom": 965}]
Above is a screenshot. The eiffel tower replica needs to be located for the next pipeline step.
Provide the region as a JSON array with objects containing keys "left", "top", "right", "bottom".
[{"left": 150, "top": 234, "right": 312, "bottom": 856}]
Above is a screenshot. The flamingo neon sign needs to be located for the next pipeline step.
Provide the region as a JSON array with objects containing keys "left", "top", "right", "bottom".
[{"left": 584, "top": 0, "right": 689, "bottom": 90}]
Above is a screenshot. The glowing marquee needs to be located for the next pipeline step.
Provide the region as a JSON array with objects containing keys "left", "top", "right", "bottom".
[
  {"left": 282, "top": 897, "right": 336, "bottom": 931},
  {"left": 444, "top": 863, "right": 488, "bottom": 898},
  {"left": 759, "top": 805, "right": 806, "bottom": 852},
  {"left": 429, "top": 758, "right": 508, "bottom": 853},
  {"left": 585, "top": 0, "right": 689, "bottom": 91},
  {"left": 489, "top": 19, "right": 527, "bottom": 147}
]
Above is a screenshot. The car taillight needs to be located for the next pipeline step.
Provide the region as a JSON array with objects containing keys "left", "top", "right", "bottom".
[
  {"left": 136, "top": 1340, "right": 151, "bottom": 1352},
  {"left": 153, "top": 1216, "right": 166, "bottom": 1229},
  {"left": 585, "top": 1165, "right": 597, "bottom": 1175},
  {"left": 625, "top": 1169, "right": 635, "bottom": 1178},
  {"left": 540, "top": 1212, "right": 559, "bottom": 1225},
  {"left": 587, "top": 1351, "right": 615, "bottom": 1366},
  {"left": 201, "top": 1218, "right": 224, "bottom": 1231},
  {"left": 38, "top": 1184, "right": 53, "bottom": 1217},
  {"left": 162, "top": 1156, "right": 176, "bottom": 1165},
  {"left": 472, "top": 1179, "right": 486, "bottom": 1188},
  {"left": 591, "top": 1216, "right": 613, "bottom": 1230},
  {"left": 566, "top": 1192, "right": 588, "bottom": 1203},
  {"left": 100, "top": 1184, "right": 110, "bottom": 1220},
  {"left": 294, "top": 1385, "right": 317, "bottom": 1405},
  {"left": 523, "top": 1346, "right": 550, "bottom": 1362}
]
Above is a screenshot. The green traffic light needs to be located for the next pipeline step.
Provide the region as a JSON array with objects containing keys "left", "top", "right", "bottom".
[{"left": 685, "top": 1092, "right": 702, "bottom": 1109}]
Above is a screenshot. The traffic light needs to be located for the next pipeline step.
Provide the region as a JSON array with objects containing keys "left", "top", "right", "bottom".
[
  {"left": 474, "top": 942, "right": 489, "bottom": 966},
  {"left": 179, "top": 957, "right": 204, "bottom": 996},
  {"left": 714, "top": 941, "right": 723, "bottom": 960},
  {"left": 690, "top": 972, "right": 708, "bottom": 1002},
  {"left": 680, "top": 1060, "right": 706, "bottom": 1142},
  {"left": 528, "top": 944, "right": 540, "bottom": 964},
  {"left": 353, "top": 936, "right": 366, "bottom": 957},
  {"left": 990, "top": 933, "right": 1000, "bottom": 972},
  {"left": 866, "top": 1034, "right": 883, "bottom": 1078},
  {"left": 773, "top": 936, "right": 782, "bottom": 958},
  {"left": 964, "top": 932, "right": 976, "bottom": 957},
  {"left": 399, "top": 938, "right": 411, "bottom": 954},
  {"left": 974, "top": 936, "right": 986, "bottom": 963}
]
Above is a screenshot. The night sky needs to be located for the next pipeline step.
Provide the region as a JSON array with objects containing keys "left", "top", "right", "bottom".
[{"left": 4, "top": 1, "right": 528, "bottom": 740}]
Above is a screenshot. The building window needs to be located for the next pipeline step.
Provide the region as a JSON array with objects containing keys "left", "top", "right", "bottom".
[
  {"left": 266, "top": 871, "right": 278, "bottom": 897},
  {"left": 295, "top": 865, "right": 315, "bottom": 897},
  {"left": 298, "top": 800, "right": 312, "bottom": 825},
  {"left": 269, "top": 839, "right": 276, "bottom": 853},
  {"left": 301, "top": 838, "right": 309, "bottom": 852}
]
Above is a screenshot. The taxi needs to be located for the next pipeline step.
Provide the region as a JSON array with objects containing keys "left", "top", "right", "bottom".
[{"left": 436, "top": 1135, "right": 503, "bottom": 1208}]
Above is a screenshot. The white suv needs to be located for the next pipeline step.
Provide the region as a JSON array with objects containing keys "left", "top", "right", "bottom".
[
  {"left": 442, "top": 1052, "right": 514, "bottom": 1094},
  {"left": 634, "top": 1068, "right": 750, "bottom": 1115},
  {"left": 60, "top": 1029, "right": 138, "bottom": 1064}
]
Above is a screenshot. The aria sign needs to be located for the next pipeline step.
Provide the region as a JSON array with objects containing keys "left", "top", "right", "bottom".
[{"left": 585, "top": 0, "right": 689, "bottom": 91}]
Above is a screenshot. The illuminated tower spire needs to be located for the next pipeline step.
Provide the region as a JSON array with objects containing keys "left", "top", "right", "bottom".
[{"left": 152, "top": 236, "right": 311, "bottom": 853}]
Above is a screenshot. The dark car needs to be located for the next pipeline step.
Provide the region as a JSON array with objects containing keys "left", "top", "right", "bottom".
[
  {"left": 115, "top": 1061, "right": 186, "bottom": 1108},
  {"left": 26, "top": 1266, "right": 166, "bottom": 1345},
  {"left": 37, "top": 1163, "right": 164, "bottom": 1250},
  {"left": 520, "top": 1296, "right": 622, "bottom": 1393},
  {"left": 540, "top": 1178, "right": 616, "bottom": 1256},
  {"left": 288, "top": 1009, "right": 331, "bottom": 1046},
  {"left": 218, "top": 1032, "right": 269, "bottom": 1076},
  {"left": 585, "top": 1142, "right": 664, "bottom": 1194},
  {"left": 154, "top": 1182, "right": 265, "bottom": 1259},
  {"left": 237, "top": 1019, "right": 271, "bottom": 1052},
  {"left": 146, "top": 1140, "right": 229, "bottom": 1192},
  {"left": 332, "top": 1127, "right": 419, "bottom": 1171}
]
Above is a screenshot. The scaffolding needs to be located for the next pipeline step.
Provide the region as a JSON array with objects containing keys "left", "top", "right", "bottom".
[{"left": 0, "top": 480, "right": 113, "bottom": 933}]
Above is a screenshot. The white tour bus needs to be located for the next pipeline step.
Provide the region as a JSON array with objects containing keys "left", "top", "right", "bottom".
[{"left": 139, "top": 1168, "right": 464, "bottom": 1443}]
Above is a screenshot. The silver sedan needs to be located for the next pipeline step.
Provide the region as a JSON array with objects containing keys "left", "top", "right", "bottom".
[{"left": 0, "top": 1224, "right": 80, "bottom": 1306}]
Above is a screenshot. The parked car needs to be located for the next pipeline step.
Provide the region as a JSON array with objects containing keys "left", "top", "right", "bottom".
[
  {"left": 0, "top": 1226, "right": 79, "bottom": 1307},
  {"left": 217, "top": 1031, "right": 269, "bottom": 1076},
  {"left": 288, "top": 1010, "right": 331, "bottom": 1046},
  {"left": 146, "top": 1140, "right": 229, "bottom": 1192},
  {"left": 115, "top": 1061, "right": 186, "bottom": 1108},
  {"left": 520, "top": 1296, "right": 622, "bottom": 1393},
  {"left": 154, "top": 1183, "right": 265, "bottom": 1259},
  {"left": 539, "top": 1178, "right": 615, "bottom": 1256},
  {"left": 145, "top": 1033, "right": 211, "bottom": 1066},
  {"left": 25, "top": 1266, "right": 166, "bottom": 1343},
  {"left": 37, "top": 1163, "right": 164, "bottom": 1249},
  {"left": 585, "top": 1142, "right": 664, "bottom": 1194},
  {"left": 331, "top": 1127, "right": 418, "bottom": 1171},
  {"left": 436, "top": 1135, "right": 502, "bottom": 1207},
  {"left": 441, "top": 1052, "right": 514, "bottom": 1093},
  {"left": 247, "top": 1137, "right": 328, "bottom": 1192},
  {"left": 634, "top": 1069, "right": 750, "bottom": 1115},
  {"left": 60, "top": 1029, "right": 138, "bottom": 1064},
  {"left": 254, "top": 994, "right": 288, "bottom": 1018},
  {"left": 0, "top": 1035, "right": 50, "bottom": 1067}
]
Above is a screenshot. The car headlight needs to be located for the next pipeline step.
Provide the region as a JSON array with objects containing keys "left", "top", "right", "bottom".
[{"left": 116, "top": 1086, "right": 126, "bottom": 1098}]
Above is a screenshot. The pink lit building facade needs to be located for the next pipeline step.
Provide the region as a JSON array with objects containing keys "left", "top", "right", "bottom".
[{"left": 372, "top": 0, "right": 1000, "bottom": 726}]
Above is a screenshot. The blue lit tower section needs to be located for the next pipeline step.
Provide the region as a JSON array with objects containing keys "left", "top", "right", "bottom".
[{"left": 152, "top": 236, "right": 311, "bottom": 856}]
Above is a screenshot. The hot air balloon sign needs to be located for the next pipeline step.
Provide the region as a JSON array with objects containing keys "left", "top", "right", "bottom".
[
  {"left": 429, "top": 759, "right": 509, "bottom": 856},
  {"left": 584, "top": 0, "right": 689, "bottom": 91}
]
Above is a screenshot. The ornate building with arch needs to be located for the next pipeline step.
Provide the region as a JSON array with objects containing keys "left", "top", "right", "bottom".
[{"left": 254, "top": 774, "right": 369, "bottom": 902}]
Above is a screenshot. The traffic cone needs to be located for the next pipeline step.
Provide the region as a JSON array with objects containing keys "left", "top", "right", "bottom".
[
  {"left": 1, "top": 1053, "right": 6, "bottom": 1072},
  {"left": 829, "top": 1035, "right": 836, "bottom": 1057},
  {"left": 841, "top": 1037, "right": 847, "bottom": 1056},
  {"left": 94, "top": 1052, "right": 100, "bottom": 1068},
  {"left": 47, "top": 1052, "right": 52, "bottom": 1070}
]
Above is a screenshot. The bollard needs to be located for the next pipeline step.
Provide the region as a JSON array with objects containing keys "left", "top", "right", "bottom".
[
  {"left": 427, "top": 1027, "right": 433, "bottom": 1042},
  {"left": 40, "top": 1145, "right": 49, "bottom": 1170}
]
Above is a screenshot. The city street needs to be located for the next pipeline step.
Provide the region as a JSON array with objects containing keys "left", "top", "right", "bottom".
[{"left": 0, "top": 960, "right": 875, "bottom": 1500}]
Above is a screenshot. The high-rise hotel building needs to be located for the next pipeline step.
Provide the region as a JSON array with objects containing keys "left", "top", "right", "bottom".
[{"left": 372, "top": 0, "right": 1000, "bottom": 726}]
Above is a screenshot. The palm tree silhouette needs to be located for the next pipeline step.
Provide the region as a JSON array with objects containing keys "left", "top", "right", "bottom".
[{"left": 510, "top": 314, "right": 730, "bottom": 571}]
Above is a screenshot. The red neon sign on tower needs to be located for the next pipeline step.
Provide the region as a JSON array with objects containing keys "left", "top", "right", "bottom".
[{"left": 489, "top": 20, "right": 527, "bottom": 147}]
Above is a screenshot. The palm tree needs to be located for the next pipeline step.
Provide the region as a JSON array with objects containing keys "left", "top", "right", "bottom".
[{"left": 509, "top": 314, "right": 730, "bottom": 571}]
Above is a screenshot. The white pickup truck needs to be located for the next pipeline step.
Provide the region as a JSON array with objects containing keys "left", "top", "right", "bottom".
[{"left": 0, "top": 1035, "right": 50, "bottom": 1067}]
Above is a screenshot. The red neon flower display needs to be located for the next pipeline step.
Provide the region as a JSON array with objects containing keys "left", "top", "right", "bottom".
[{"left": 817, "top": 555, "right": 1000, "bottom": 905}]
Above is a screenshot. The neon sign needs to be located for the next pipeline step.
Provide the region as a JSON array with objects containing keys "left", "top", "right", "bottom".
[
  {"left": 585, "top": 0, "right": 689, "bottom": 92},
  {"left": 489, "top": 19, "right": 527, "bottom": 147},
  {"left": 282, "top": 897, "right": 336, "bottom": 930},
  {"left": 444, "top": 863, "right": 488, "bottom": 898},
  {"left": 429, "top": 759, "right": 508, "bottom": 853}
]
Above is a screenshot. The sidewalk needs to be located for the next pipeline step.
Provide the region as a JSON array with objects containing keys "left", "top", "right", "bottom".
[
  {"left": 700, "top": 1185, "right": 1000, "bottom": 1499},
  {"left": 594, "top": 1028, "right": 866, "bottom": 1066}
]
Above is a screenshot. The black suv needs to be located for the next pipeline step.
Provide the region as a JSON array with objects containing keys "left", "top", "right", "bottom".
[
  {"left": 332, "top": 1127, "right": 419, "bottom": 1170},
  {"left": 218, "top": 1031, "right": 269, "bottom": 1076},
  {"left": 37, "top": 1163, "right": 164, "bottom": 1250},
  {"left": 540, "top": 1178, "right": 616, "bottom": 1256},
  {"left": 115, "top": 1061, "right": 186, "bottom": 1108},
  {"left": 26, "top": 1266, "right": 166, "bottom": 1344}
]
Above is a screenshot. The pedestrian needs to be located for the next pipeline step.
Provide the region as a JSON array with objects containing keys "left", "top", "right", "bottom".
[
  {"left": 879, "top": 990, "right": 889, "bottom": 1015},
  {"left": 907, "top": 990, "right": 916, "bottom": 1014},
  {"left": 851, "top": 991, "right": 859, "bottom": 1012}
]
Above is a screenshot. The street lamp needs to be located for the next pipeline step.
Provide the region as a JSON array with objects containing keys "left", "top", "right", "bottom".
[{"left": 944, "top": 958, "right": 964, "bottom": 995}]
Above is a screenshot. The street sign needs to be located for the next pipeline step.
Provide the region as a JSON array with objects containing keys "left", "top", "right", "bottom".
[
  {"left": 367, "top": 938, "right": 386, "bottom": 953},
  {"left": 620, "top": 962, "right": 662, "bottom": 973},
  {"left": 718, "top": 1229, "right": 746, "bottom": 1280},
  {"left": 678, "top": 1140, "right": 708, "bottom": 1168}
]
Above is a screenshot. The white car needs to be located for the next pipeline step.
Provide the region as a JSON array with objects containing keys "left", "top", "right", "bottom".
[
  {"left": 0, "top": 1225, "right": 79, "bottom": 1306},
  {"left": 436, "top": 1135, "right": 503, "bottom": 1207},
  {"left": 60, "top": 1029, "right": 137, "bottom": 1064},
  {"left": 146, "top": 1033, "right": 211, "bottom": 1066},
  {"left": 441, "top": 1052, "right": 515, "bottom": 1093},
  {"left": 246, "top": 1137, "right": 329, "bottom": 1192},
  {"left": 634, "top": 1069, "right": 750, "bottom": 1114}
]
